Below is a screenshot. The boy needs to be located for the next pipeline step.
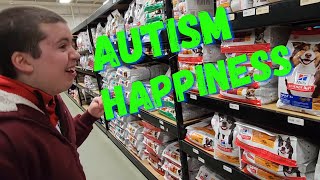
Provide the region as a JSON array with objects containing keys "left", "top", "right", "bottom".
[{"left": 0, "top": 6, "right": 104, "bottom": 180}]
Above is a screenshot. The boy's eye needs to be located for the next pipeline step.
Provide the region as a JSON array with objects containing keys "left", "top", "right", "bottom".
[{"left": 59, "top": 44, "right": 67, "bottom": 49}]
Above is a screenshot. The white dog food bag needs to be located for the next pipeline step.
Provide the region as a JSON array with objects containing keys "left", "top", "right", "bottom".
[
  {"left": 236, "top": 122, "right": 319, "bottom": 168},
  {"left": 195, "top": 165, "right": 224, "bottom": 180},
  {"left": 142, "top": 121, "right": 176, "bottom": 144},
  {"left": 242, "top": 150, "right": 316, "bottom": 179},
  {"left": 216, "top": 0, "right": 253, "bottom": 13},
  {"left": 185, "top": 117, "right": 215, "bottom": 151},
  {"left": 211, "top": 113, "right": 240, "bottom": 166},
  {"left": 277, "top": 29, "right": 320, "bottom": 116},
  {"left": 243, "top": 163, "right": 283, "bottom": 180},
  {"left": 162, "top": 141, "right": 181, "bottom": 167},
  {"left": 126, "top": 121, "right": 144, "bottom": 138}
]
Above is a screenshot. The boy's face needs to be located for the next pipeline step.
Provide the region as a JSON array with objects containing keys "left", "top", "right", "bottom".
[{"left": 30, "top": 22, "right": 80, "bottom": 95}]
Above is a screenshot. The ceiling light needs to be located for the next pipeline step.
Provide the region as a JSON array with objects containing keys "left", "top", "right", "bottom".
[{"left": 59, "top": 0, "right": 72, "bottom": 3}]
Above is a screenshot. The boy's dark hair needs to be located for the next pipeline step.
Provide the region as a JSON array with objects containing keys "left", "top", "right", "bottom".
[{"left": 0, "top": 6, "right": 67, "bottom": 79}]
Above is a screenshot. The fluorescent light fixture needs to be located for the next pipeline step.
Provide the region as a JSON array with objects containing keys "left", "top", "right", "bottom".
[{"left": 59, "top": 0, "right": 72, "bottom": 3}]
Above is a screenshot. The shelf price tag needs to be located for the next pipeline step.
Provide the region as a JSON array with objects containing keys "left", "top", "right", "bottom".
[
  {"left": 256, "top": 5, "right": 270, "bottom": 15},
  {"left": 159, "top": 120, "right": 164, "bottom": 125},
  {"left": 190, "top": 94, "right": 197, "bottom": 100},
  {"left": 300, "top": 0, "right": 320, "bottom": 6},
  {"left": 229, "top": 103, "right": 239, "bottom": 110},
  {"left": 243, "top": 8, "right": 256, "bottom": 17},
  {"left": 198, "top": 157, "right": 205, "bottom": 163},
  {"left": 193, "top": 148, "right": 199, "bottom": 154},
  {"left": 223, "top": 165, "right": 232, "bottom": 173},
  {"left": 228, "top": 13, "right": 235, "bottom": 21},
  {"left": 288, "top": 116, "right": 304, "bottom": 126}
]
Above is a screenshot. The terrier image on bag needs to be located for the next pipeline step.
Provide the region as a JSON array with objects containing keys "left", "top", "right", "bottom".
[
  {"left": 254, "top": 27, "right": 267, "bottom": 44},
  {"left": 283, "top": 166, "right": 301, "bottom": 177},
  {"left": 285, "top": 42, "right": 320, "bottom": 98},
  {"left": 217, "top": 115, "right": 236, "bottom": 148},
  {"left": 277, "top": 136, "right": 294, "bottom": 160}
]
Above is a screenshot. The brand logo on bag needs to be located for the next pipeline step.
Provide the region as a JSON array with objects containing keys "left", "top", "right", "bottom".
[
  {"left": 296, "top": 74, "right": 310, "bottom": 85},
  {"left": 240, "top": 128, "right": 251, "bottom": 140}
]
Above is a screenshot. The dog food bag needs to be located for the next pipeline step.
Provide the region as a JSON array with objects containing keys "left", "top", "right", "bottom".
[
  {"left": 142, "top": 121, "right": 176, "bottom": 144},
  {"left": 162, "top": 160, "right": 182, "bottom": 179},
  {"left": 253, "top": 0, "right": 281, "bottom": 7},
  {"left": 236, "top": 122, "right": 319, "bottom": 167},
  {"left": 143, "top": 136, "right": 168, "bottom": 159},
  {"left": 243, "top": 163, "right": 283, "bottom": 180},
  {"left": 220, "top": 86, "right": 278, "bottom": 106},
  {"left": 126, "top": 121, "right": 144, "bottom": 138},
  {"left": 221, "top": 26, "right": 291, "bottom": 54},
  {"left": 185, "top": 118, "right": 215, "bottom": 151},
  {"left": 195, "top": 165, "right": 225, "bottom": 180},
  {"left": 127, "top": 133, "right": 144, "bottom": 148},
  {"left": 242, "top": 150, "right": 315, "bottom": 179},
  {"left": 217, "top": 0, "right": 253, "bottom": 13},
  {"left": 277, "top": 29, "right": 320, "bottom": 116},
  {"left": 116, "top": 62, "right": 169, "bottom": 81},
  {"left": 178, "top": 44, "right": 226, "bottom": 64},
  {"left": 147, "top": 151, "right": 166, "bottom": 176},
  {"left": 211, "top": 113, "right": 240, "bottom": 166},
  {"left": 162, "top": 141, "right": 181, "bottom": 166}
]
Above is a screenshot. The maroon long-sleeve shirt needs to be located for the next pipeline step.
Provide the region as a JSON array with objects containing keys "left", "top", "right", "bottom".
[{"left": 0, "top": 89, "right": 98, "bottom": 180}]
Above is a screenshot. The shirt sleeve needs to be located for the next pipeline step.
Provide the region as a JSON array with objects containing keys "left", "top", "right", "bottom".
[
  {"left": 0, "top": 130, "right": 24, "bottom": 180},
  {"left": 73, "top": 110, "right": 98, "bottom": 147}
]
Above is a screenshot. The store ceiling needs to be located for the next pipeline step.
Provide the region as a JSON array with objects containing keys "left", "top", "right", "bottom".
[{"left": 0, "top": 0, "right": 105, "bottom": 17}]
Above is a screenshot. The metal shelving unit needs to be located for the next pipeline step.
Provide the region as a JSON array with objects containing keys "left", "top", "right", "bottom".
[{"left": 69, "top": 0, "right": 320, "bottom": 179}]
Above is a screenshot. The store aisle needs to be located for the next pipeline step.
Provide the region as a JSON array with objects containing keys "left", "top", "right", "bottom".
[{"left": 60, "top": 93, "right": 147, "bottom": 180}]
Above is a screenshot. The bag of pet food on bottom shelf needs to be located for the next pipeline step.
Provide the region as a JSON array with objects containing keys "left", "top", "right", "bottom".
[
  {"left": 162, "top": 141, "right": 181, "bottom": 166},
  {"left": 185, "top": 117, "right": 215, "bottom": 151},
  {"left": 142, "top": 121, "right": 176, "bottom": 144},
  {"left": 242, "top": 163, "right": 283, "bottom": 180},
  {"left": 162, "top": 160, "right": 182, "bottom": 179},
  {"left": 277, "top": 29, "right": 320, "bottom": 116},
  {"left": 241, "top": 150, "right": 315, "bottom": 179},
  {"left": 235, "top": 122, "right": 319, "bottom": 168},
  {"left": 143, "top": 136, "right": 168, "bottom": 159},
  {"left": 195, "top": 165, "right": 225, "bottom": 180},
  {"left": 211, "top": 113, "right": 240, "bottom": 166},
  {"left": 147, "top": 151, "right": 165, "bottom": 176},
  {"left": 126, "top": 121, "right": 144, "bottom": 138}
]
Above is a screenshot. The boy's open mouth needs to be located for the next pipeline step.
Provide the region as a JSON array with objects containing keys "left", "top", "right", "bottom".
[{"left": 65, "top": 67, "right": 76, "bottom": 73}]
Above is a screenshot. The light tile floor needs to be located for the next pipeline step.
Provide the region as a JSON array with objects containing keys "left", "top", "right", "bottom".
[{"left": 60, "top": 93, "right": 147, "bottom": 180}]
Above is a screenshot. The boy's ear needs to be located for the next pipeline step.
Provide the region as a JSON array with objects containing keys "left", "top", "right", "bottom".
[{"left": 11, "top": 52, "right": 34, "bottom": 74}]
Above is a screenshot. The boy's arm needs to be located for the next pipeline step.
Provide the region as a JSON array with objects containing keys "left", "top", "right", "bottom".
[
  {"left": 73, "top": 111, "right": 98, "bottom": 147},
  {"left": 0, "top": 131, "right": 24, "bottom": 180}
]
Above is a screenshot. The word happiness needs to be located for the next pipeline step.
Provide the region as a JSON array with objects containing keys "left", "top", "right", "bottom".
[{"left": 94, "top": 7, "right": 293, "bottom": 120}]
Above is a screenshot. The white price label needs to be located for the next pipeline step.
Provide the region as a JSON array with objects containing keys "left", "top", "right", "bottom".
[
  {"left": 228, "top": 13, "right": 235, "bottom": 21},
  {"left": 160, "top": 125, "right": 165, "bottom": 130},
  {"left": 190, "top": 94, "right": 197, "bottom": 100},
  {"left": 301, "top": 0, "right": 320, "bottom": 5},
  {"left": 288, "top": 116, "right": 304, "bottom": 126},
  {"left": 256, "top": 6, "right": 270, "bottom": 15},
  {"left": 198, "top": 157, "right": 205, "bottom": 163},
  {"left": 243, "top": 8, "right": 255, "bottom": 17},
  {"left": 229, "top": 103, "right": 239, "bottom": 110},
  {"left": 159, "top": 120, "right": 164, "bottom": 125},
  {"left": 193, "top": 148, "right": 199, "bottom": 154},
  {"left": 223, "top": 165, "right": 232, "bottom": 173}
]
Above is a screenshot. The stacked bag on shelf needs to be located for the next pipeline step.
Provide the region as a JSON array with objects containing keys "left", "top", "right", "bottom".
[
  {"left": 79, "top": 54, "right": 94, "bottom": 70},
  {"left": 236, "top": 122, "right": 318, "bottom": 180},
  {"left": 195, "top": 165, "right": 225, "bottom": 180},
  {"left": 141, "top": 121, "right": 176, "bottom": 176},
  {"left": 172, "top": 0, "right": 215, "bottom": 21},
  {"left": 216, "top": 0, "right": 281, "bottom": 13},
  {"left": 116, "top": 62, "right": 169, "bottom": 103},
  {"left": 144, "top": 0, "right": 165, "bottom": 24},
  {"left": 277, "top": 28, "right": 320, "bottom": 116},
  {"left": 178, "top": 44, "right": 226, "bottom": 94},
  {"left": 161, "top": 142, "right": 202, "bottom": 180},
  {"left": 126, "top": 120, "right": 147, "bottom": 160},
  {"left": 84, "top": 75, "right": 99, "bottom": 91},
  {"left": 220, "top": 26, "right": 291, "bottom": 106},
  {"left": 76, "top": 31, "right": 92, "bottom": 52},
  {"left": 185, "top": 117, "right": 215, "bottom": 152}
]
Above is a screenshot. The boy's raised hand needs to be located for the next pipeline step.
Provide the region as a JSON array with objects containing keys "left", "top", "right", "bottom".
[{"left": 88, "top": 96, "right": 104, "bottom": 119}]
